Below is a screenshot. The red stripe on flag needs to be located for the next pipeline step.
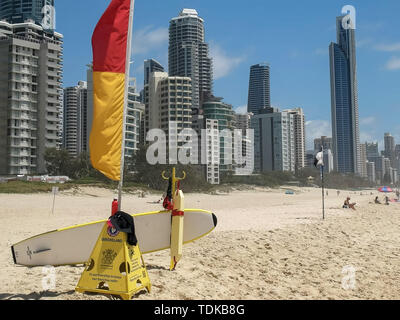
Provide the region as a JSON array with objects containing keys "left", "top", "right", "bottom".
[{"left": 92, "top": 0, "right": 131, "bottom": 73}]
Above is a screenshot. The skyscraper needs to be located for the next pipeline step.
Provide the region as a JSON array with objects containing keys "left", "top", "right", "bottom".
[
  {"left": 384, "top": 133, "right": 395, "bottom": 162},
  {"left": 287, "top": 108, "right": 306, "bottom": 170},
  {"left": 0, "top": 18, "right": 63, "bottom": 175},
  {"left": 169, "top": 9, "right": 213, "bottom": 110},
  {"left": 143, "top": 59, "right": 164, "bottom": 86},
  {"left": 247, "top": 63, "right": 271, "bottom": 115},
  {"left": 0, "top": 0, "right": 54, "bottom": 27},
  {"left": 329, "top": 13, "right": 361, "bottom": 174},
  {"left": 251, "top": 108, "right": 295, "bottom": 172},
  {"left": 63, "top": 81, "right": 88, "bottom": 158}
]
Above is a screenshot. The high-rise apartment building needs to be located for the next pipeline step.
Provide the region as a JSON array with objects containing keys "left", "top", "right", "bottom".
[
  {"left": 314, "top": 136, "right": 333, "bottom": 153},
  {"left": 0, "top": 19, "right": 63, "bottom": 175},
  {"left": 366, "top": 161, "right": 375, "bottom": 183},
  {"left": 0, "top": 0, "right": 54, "bottom": 26},
  {"left": 205, "top": 118, "right": 220, "bottom": 184},
  {"left": 287, "top": 108, "right": 305, "bottom": 170},
  {"left": 359, "top": 143, "right": 368, "bottom": 178},
  {"left": 251, "top": 108, "right": 295, "bottom": 173},
  {"left": 202, "top": 97, "right": 236, "bottom": 173},
  {"left": 247, "top": 63, "right": 271, "bottom": 115},
  {"left": 235, "top": 113, "right": 252, "bottom": 134},
  {"left": 143, "top": 71, "right": 192, "bottom": 142},
  {"left": 125, "top": 80, "right": 145, "bottom": 158},
  {"left": 384, "top": 133, "right": 395, "bottom": 163},
  {"left": 63, "top": 81, "right": 87, "bottom": 157},
  {"left": 169, "top": 9, "right": 213, "bottom": 110},
  {"left": 329, "top": 13, "right": 361, "bottom": 174},
  {"left": 365, "top": 142, "right": 379, "bottom": 158},
  {"left": 144, "top": 59, "right": 164, "bottom": 86}
]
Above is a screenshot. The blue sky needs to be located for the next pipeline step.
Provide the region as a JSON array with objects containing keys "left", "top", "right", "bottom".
[{"left": 56, "top": 0, "right": 400, "bottom": 150}]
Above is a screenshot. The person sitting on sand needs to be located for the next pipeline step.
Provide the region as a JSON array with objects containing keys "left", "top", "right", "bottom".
[
  {"left": 385, "top": 196, "right": 390, "bottom": 206},
  {"left": 374, "top": 196, "right": 381, "bottom": 204},
  {"left": 343, "top": 197, "right": 356, "bottom": 210}
]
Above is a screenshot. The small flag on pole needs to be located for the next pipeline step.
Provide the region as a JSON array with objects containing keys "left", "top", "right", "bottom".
[
  {"left": 314, "top": 150, "right": 324, "bottom": 168},
  {"left": 89, "top": 0, "right": 132, "bottom": 181}
]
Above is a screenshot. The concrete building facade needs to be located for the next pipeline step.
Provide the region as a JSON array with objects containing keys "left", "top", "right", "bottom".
[{"left": 0, "top": 20, "right": 63, "bottom": 175}]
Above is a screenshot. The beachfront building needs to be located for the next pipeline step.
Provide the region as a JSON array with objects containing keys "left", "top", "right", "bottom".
[
  {"left": 251, "top": 107, "right": 295, "bottom": 173},
  {"left": 329, "top": 13, "right": 361, "bottom": 175},
  {"left": 359, "top": 143, "right": 368, "bottom": 179},
  {"left": 365, "top": 142, "right": 379, "bottom": 158},
  {"left": 314, "top": 136, "right": 333, "bottom": 153},
  {"left": 169, "top": 9, "right": 213, "bottom": 110},
  {"left": 366, "top": 161, "right": 376, "bottom": 183},
  {"left": 323, "top": 149, "right": 334, "bottom": 173},
  {"left": 125, "top": 80, "right": 145, "bottom": 158},
  {"left": 247, "top": 63, "right": 271, "bottom": 115},
  {"left": 287, "top": 108, "right": 306, "bottom": 171},
  {"left": 143, "top": 71, "right": 193, "bottom": 161},
  {"left": 0, "top": 18, "right": 63, "bottom": 175},
  {"left": 202, "top": 96, "right": 236, "bottom": 173},
  {"left": 63, "top": 81, "right": 88, "bottom": 158},
  {"left": 384, "top": 133, "right": 395, "bottom": 162},
  {"left": 144, "top": 59, "right": 164, "bottom": 86},
  {"left": 205, "top": 119, "right": 220, "bottom": 184}
]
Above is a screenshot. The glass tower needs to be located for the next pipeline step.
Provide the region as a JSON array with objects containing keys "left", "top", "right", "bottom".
[
  {"left": 247, "top": 63, "right": 271, "bottom": 115},
  {"left": 329, "top": 15, "right": 360, "bottom": 174},
  {"left": 169, "top": 9, "right": 213, "bottom": 110}
]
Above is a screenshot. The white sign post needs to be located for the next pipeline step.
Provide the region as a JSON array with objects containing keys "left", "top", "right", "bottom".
[{"left": 51, "top": 187, "right": 59, "bottom": 215}]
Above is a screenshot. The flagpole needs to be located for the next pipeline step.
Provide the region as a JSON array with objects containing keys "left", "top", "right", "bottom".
[
  {"left": 118, "top": 0, "right": 135, "bottom": 211},
  {"left": 321, "top": 147, "right": 325, "bottom": 220},
  {"left": 321, "top": 164, "right": 325, "bottom": 220}
]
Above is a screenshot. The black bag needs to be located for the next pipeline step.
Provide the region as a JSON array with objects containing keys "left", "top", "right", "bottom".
[{"left": 108, "top": 211, "right": 138, "bottom": 246}]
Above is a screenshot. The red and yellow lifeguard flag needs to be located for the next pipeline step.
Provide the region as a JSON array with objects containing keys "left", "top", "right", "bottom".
[{"left": 89, "top": 0, "right": 131, "bottom": 181}]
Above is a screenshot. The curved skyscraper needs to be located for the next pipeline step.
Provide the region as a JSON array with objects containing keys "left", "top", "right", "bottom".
[
  {"left": 329, "top": 14, "right": 360, "bottom": 174},
  {"left": 169, "top": 9, "right": 213, "bottom": 110},
  {"left": 247, "top": 63, "right": 271, "bottom": 115}
]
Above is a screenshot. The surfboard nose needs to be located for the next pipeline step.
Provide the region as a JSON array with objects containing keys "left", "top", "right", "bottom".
[{"left": 212, "top": 213, "right": 218, "bottom": 228}]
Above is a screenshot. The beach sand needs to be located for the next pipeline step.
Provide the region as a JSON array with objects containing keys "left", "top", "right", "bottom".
[{"left": 0, "top": 186, "right": 399, "bottom": 300}]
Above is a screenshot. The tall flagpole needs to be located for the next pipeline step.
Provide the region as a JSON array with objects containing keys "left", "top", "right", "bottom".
[
  {"left": 321, "top": 147, "right": 325, "bottom": 220},
  {"left": 118, "top": 0, "right": 135, "bottom": 211}
]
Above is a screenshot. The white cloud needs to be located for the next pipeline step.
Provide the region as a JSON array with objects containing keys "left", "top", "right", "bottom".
[
  {"left": 385, "top": 57, "right": 400, "bottom": 71},
  {"left": 375, "top": 43, "right": 400, "bottom": 52},
  {"left": 132, "top": 26, "right": 168, "bottom": 55},
  {"left": 360, "top": 116, "right": 376, "bottom": 125},
  {"left": 314, "top": 48, "right": 327, "bottom": 56},
  {"left": 234, "top": 105, "right": 247, "bottom": 114},
  {"left": 305, "top": 120, "right": 331, "bottom": 150},
  {"left": 210, "top": 43, "right": 245, "bottom": 80},
  {"left": 356, "top": 38, "right": 373, "bottom": 48}
]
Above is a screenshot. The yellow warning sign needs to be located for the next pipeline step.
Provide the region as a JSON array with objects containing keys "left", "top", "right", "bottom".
[{"left": 75, "top": 222, "right": 151, "bottom": 300}]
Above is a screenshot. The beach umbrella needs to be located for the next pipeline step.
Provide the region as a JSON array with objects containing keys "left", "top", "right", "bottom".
[{"left": 378, "top": 186, "right": 393, "bottom": 193}]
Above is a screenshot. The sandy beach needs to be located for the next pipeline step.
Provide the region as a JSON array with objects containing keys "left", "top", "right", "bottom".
[{"left": 0, "top": 186, "right": 399, "bottom": 300}]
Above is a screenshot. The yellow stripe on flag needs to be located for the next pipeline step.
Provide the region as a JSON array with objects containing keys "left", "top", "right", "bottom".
[{"left": 89, "top": 71, "right": 125, "bottom": 181}]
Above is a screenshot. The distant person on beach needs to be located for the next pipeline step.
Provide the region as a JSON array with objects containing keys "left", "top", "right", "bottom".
[
  {"left": 396, "top": 190, "right": 400, "bottom": 199},
  {"left": 385, "top": 196, "right": 390, "bottom": 206},
  {"left": 374, "top": 196, "right": 381, "bottom": 204},
  {"left": 343, "top": 197, "right": 356, "bottom": 210}
]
